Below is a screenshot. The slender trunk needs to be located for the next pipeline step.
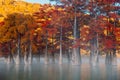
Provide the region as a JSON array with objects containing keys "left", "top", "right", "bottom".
[
  {"left": 17, "top": 34, "right": 21, "bottom": 56},
  {"left": 67, "top": 48, "right": 71, "bottom": 63},
  {"left": 72, "top": 6, "right": 81, "bottom": 65},
  {"left": 52, "top": 53, "right": 55, "bottom": 63},
  {"left": 24, "top": 47, "right": 28, "bottom": 65},
  {"left": 112, "top": 49, "right": 117, "bottom": 65},
  {"left": 109, "top": 52, "right": 112, "bottom": 65},
  {"left": 38, "top": 49, "right": 41, "bottom": 62},
  {"left": 105, "top": 51, "right": 112, "bottom": 65},
  {"left": 7, "top": 43, "right": 14, "bottom": 64},
  {"left": 89, "top": 39, "right": 94, "bottom": 65},
  {"left": 95, "top": 33, "right": 99, "bottom": 63},
  {"left": 105, "top": 52, "right": 109, "bottom": 65},
  {"left": 90, "top": 34, "right": 99, "bottom": 66},
  {"left": 97, "top": 52, "right": 100, "bottom": 63},
  {"left": 28, "top": 44, "right": 32, "bottom": 64},
  {"left": 15, "top": 54, "right": 20, "bottom": 65},
  {"left": 7, "top": 55, "right": 11, "bottom": 64},
  {"left": 112, "top": 11, "right": 117, "bottom": 65},
  {"left": 59, "top": 26, "right": 63, "bottom": 64},
  {"left": 15, "top": 34, "right": 21, "bottom": 64},
  {"left": 51, "top": 35, "right": 55, "bottom": 63},
  {"left": 45, "top": 31, "right": 49, "bottom": 64},
  {"left": 90, "top": 51, "right": 93, "bottom": 65}
]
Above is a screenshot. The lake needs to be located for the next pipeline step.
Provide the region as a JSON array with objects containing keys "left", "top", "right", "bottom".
[{"left": 0, "top": 57, "right": 120, "bottom": 80}]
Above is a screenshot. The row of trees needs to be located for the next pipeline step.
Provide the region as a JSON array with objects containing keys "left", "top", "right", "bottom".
[{"left": 0, "top": 0, "right": 120, "bottom": 65}]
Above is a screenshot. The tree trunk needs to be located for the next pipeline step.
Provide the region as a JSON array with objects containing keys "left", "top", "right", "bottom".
[
  {"left": 15, "top": 34, "right": 21, "bottom": 64},
  {"left": 90, "top": 51, "right": 94, "bottom": 65},
  {"left": 105, "top": 52, "right": 109, "bottom": 65},
  {"left": 24, "top": 47, "right": 28, "bottom": 65},
  {"left": 7, "top": 43, "right": 14, "bottom": 64},
  {"left": 51, "top": 35, "right": 55, "bottom": 63},
  {"left": 105, "top": 51, "right": 112, "bottom": 65},
  {"left": 38, "top": 49, "right": 41, "bottom": 62},
  {"left": 44, "top": 31, "right": 49, "bottom": 64},
  {"left": 90, "top": 34, "right": 99, "bottom": 66},
  {"left": 112, "top": 14, "right": 117, "bottom": 66},
  {"left": 96, "top": 52, "right": 100, "bottom": 63},
  {"left": 95, "top": 33, "right": 99, "bottom": 64},
  {"left": 112, "top": 49, "right": 117, "bottom": 65},
  {"left": 28, "top": 44, "right": 32, "bottom": 64},
  {"left": 52, "top": 53, "right": 55, "bottom": 63},
  {"left": 89, "top": 38, "right": 95, "bottom": 65},
  {"left": 72, "top": 7, "right": 81, "bottom": 65},
  {"left": 59, "top": 26, "right": 63, "bottom": 64},
  {"left": 67, "top": 48, "right": 71, "bottom": 63}
]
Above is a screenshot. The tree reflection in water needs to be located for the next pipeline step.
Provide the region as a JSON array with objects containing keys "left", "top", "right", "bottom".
[{"left": 0, "top": 60, "right": 120, "bottom": 80}]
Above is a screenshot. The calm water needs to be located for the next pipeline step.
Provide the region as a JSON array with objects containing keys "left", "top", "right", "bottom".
[{"left": 0, "top": 57, "right": 120, "bottom": 80}]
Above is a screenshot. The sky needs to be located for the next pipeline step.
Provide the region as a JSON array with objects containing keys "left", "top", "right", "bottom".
[{"left": 26, "top": 0, "right": 50, "bottom": 4}]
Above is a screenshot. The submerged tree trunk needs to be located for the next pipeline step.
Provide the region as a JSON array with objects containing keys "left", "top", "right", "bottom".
[
  {"left": 7, "top": 43, "right": 14, "bottom": 64},
  {"left": 67, "top": 48, "right": 71, "bottom": 63},
  {"left": 95, "top": 33, "right": 99, "bottom": 64},
  {"left": 24, "top": 47, "right": 28, "bottom": 65},
  {"left": 72, "top": 7, "right": 81, "bottom": 65},
  {"left": 90, "top": 50, "right": 94, "bottom": 65},
  {"left": 51, "top": 53, "right": 55, "bottom": 63},
  {"left": 106, "top": 50, "right": 117, "bottom": 65},
  {"left": 59, "top": 26, "right": 63, "bottom": 64},
  {"left": 51, "top": 35, "right": 55, "bottom": 63},
  {"left": 14, "top": 34, "right": 21, "bottom": 64},
  {"left": 44, "top": 31, "right": 49, "bottom": 64},
  {"left": 38, "top": 49, "right": 41, "bottom": 62},
  {"left": 112, "top": 14, "right": 117, "bottom": 66},
  {"left": 28, "top": 44, "right": 32, "bottom": 64},
  {"left": 105, "top": 52, "right": 109, "bottom": 65},
  {"left": 90, "top": 38, "right": 95, "bottom": 65},
  {"left": 105, "top": 51, "right": 112, "bottom": 65},
  {"left": 90, "top": 34, "right": 99, "bottom": 66},
  {"left": 112, "top": 49, "right": 117, "bottom": 65}
]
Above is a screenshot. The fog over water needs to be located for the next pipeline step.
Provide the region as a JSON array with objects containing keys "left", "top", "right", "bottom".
[{"left": 0, "top": 56, "right": 120, "bottom": 80}]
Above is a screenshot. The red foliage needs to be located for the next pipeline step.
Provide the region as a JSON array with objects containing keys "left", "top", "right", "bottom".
[
  {"left": 96, "top": 0, "right": 119, "bottom": 3},
  {"left": 104, "top": 36, "right": 116, "bottom": 49},
  {"left": 0, "top": 21, "right": 4, "bottom": 26},
  {"left": 109, "top": 13, "right": 118, "bottom": 18}
]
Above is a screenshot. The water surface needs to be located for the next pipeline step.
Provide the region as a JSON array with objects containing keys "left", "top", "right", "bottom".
[{"left": 0, "top": 57, "right": 120, "bottom": 80}]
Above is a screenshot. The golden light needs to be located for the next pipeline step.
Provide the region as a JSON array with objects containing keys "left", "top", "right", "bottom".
[
  {"left": 0, "top": 17, "right": 4, "bottom": 22},
  {"left": 57, "top": 8, "right": 63, "bottom": 11},
  {"left": 33, "top": 33, "right": 37, "bottom": 36},
  {"left": 110, "top": 18, "right": 114, "bottom": 21},
  {"left": 51, "top": 6, "right": 55, "bottom": 10},
  {"left": 37, "top": 28, "right": 41, "bottom": 31},
  {"left": 104, "top": 29, "right": 107, "bottom": 36},
  {"left": 68, "top": 36, "right": 74, "bottom": 39},
  {"left": 35, "top": 29, "right": 38, "bottom": 32},
  {"left": 83, "top": 25, "right": 89, "bottom": 28},
  {"left": 48, "top": 18, "right": 51, "bottom": 21},
  {"left": 41, "top": 19, "right": 46, "bottom": 21}
]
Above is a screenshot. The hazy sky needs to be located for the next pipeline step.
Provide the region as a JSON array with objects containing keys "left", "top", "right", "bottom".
[{"left": 26, "top": 0, "right": 50, "bottom": 4}]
